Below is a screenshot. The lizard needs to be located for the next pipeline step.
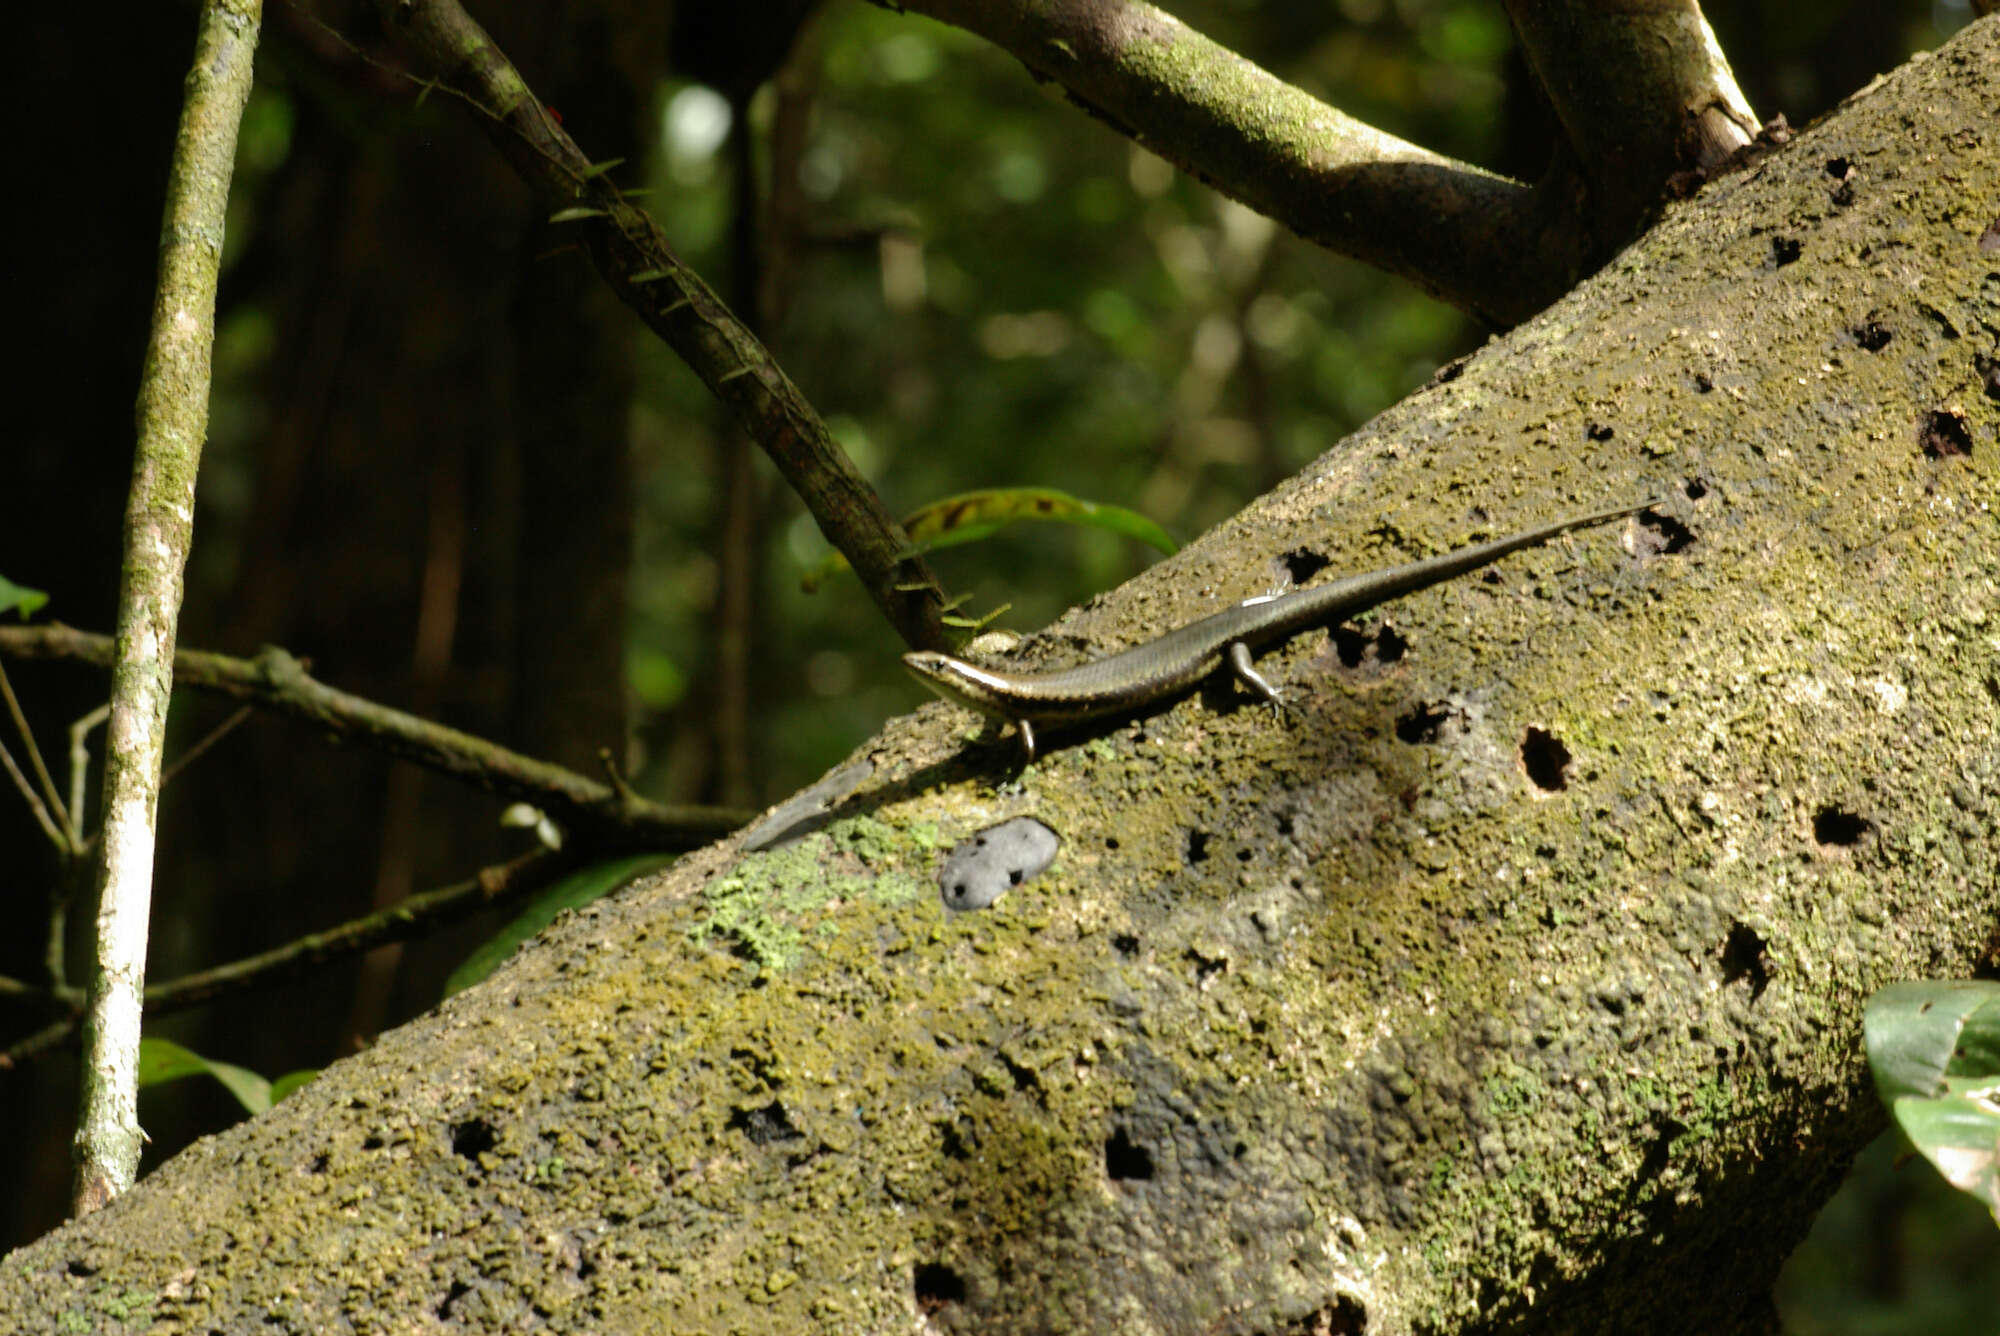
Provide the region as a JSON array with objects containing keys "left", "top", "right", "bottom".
[{"left": 903, "top": 500, "right": 1653, "bottom": 760}]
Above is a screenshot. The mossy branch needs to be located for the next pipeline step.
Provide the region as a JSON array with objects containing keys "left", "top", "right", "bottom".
[{"left": 887, "top": 0, "right": 1756, "bottom": 324}]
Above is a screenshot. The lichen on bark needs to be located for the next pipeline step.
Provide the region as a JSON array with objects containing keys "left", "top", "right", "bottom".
[{"left": 5, "top": 17, "right": 1999, "bottom": 1336}]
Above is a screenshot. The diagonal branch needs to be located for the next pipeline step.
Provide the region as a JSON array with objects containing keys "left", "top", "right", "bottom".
[
  {"left": 887, "top": 0, "right": 1759, "bottom": 325},
  {"left": 0, "top": 735, "right": 66, "bottom": 850},
  {"left": 0, "top": 625, "right": 751, "bottom": 850},
  {"left": 366, "top": 0, "right": 950, "bottom": 650},
  {"left": 1503, "top": 0, "right": 1756, "bottom": 240},
  {"left": 139, "top": 847, "right": 564, "bottom": 1015},
  {"left": 0, "top": 661, "right": 74, "bottom": 848},
  {"left": 1, "top": 847, "right": 575, "bottom": 1068},
  {"left": 890, "top": 0, "right": 1581, "bottom": 325}
]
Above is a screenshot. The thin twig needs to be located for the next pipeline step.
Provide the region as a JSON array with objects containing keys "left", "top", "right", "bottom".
[
  {"left": 0, "top": 1016, "right": 83, "bottom": 1071},
  {"left": 0, "top": 736, "right": 65, "bottom": 848},
  {"left": 142, "top": 847, "right": 562, "bottom": 1014},
  {"left": 0, "top": 660, "right": 74, "bottom": 847},
  {"left": 0, "top": 974, "right": 71, "bottom": 1004},
  {"left": 2, "top": 848, "right": 572, "bottom": 1068},
  {"left": 0, "top": 626, "right": 752, "bottom": 849},
  {"left": 67, "top": 702, "right": 108, "bottom": 838},
  {"left": 159, "top": 704, "right": 252, "bottom": 791},
  {"left": 45, "top": 870, "right": 71, "bottom": 994},
  {"left": 47, "top": 703, "right": 99, "bottom": 993}
]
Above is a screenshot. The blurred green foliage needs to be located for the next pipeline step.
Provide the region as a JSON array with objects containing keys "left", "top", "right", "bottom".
[
  {"left": 0, "top": 576, "right": 49, "bottom": 620},
  {"left": 798, "top": 487, "right": 1179, "bottom": 596},
  {"left": 1777, "top": 1129, "right": 2000, "bottom": 1336},
  {"left": 632, "top": 1, "right": 1519, "bottom": 802}
]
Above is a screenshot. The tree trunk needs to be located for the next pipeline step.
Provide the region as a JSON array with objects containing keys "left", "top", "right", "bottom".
[{"left": 5, "top": 19, "right": 1997, "bottom": 1335}]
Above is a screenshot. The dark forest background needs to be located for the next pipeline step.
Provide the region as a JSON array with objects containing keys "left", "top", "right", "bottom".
[{"left": 5, "top": 2, "right": 1994, "bottom": 1328}]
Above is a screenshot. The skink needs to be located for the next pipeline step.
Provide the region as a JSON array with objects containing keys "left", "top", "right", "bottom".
[{"left": 904, "top": 501, "right": 1652, "bottom": 759}]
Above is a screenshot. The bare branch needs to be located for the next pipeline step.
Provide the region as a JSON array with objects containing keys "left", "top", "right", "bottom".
[
  {"left": 3, "top": 848, "right": 578, "bottom": 1066},
  {"left": 364, "top": 0, "right": 951, "bottom": 650},
  {"left": 157, "top": 704, "right": 251, "bottom": 791},
  {"left": 0, "top": 1017, "right": 81, "bottom": 1072},
  {"left": 0, "top": 661, "right": 73, "bottom": 848},
  {"left": 72, "top": 0, "right": 263, "bottom": 1217},
  {"left": 66, "top": 703, "right": 108, "bottom": 841},
  {"left": 0, "top": 735, "right": 66, "bottom": 849},
  {"left": 887, "top": 0, "right": 1762, "bottom": 323},
  {"left": 141, "top": 848, "right": 563, "bottom": 1014},
  {"left": 890, "top": 0, "right": 1583, "bottom": 324},
  {"left": 0, "top": 625, "right": 752, "bottom": 850}
]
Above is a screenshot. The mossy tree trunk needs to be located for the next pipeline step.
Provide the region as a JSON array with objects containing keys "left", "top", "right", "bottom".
[{"left": 4, "top": 19, "right": 1998, "bottom": 1336}]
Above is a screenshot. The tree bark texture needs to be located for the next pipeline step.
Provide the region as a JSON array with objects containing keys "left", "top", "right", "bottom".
[
  {"left": 4, "top": 18, "right": 1997, "bottom": 1334},
  {"left": 72, "top": 0, "right": 261, "bottom": 1215}
]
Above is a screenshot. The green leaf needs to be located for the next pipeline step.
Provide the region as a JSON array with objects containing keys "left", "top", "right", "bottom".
[
  {"left": 1959, "top": 1002, "right": 2000, "bottom": 1081},
  {"left": 1893, "top": 1081, "right": 2000, "bottom": 1225},
  {"left": 1867, "top": 981, "right": 2000, "bottom": 1225},
  {"left": 0, "top": 576, "right": 49, "bottom": 620},
  {"left": 1864, "top": 980, "right": 2000, "bottom": 1105},
  {"left": 138, "top": 1037, "right": 273, "bottom": 1115},
  {"left": 579, "top": 157, "right": 626, "bottom": 180},
  {"left": 800, "top": 488, "right": 1178, "bottom": 592},
  {"left": 443, "top": 853, "right": 674, "bottom": 997},
  {"left": 627, "top": 268, "right": 671, "bottom": 283},
  {"left": 269, "top": 1069, "right": 319, "bottom": 1103},
  {"left": 548, "top": 206, "right": 608, "bottom": 224}
]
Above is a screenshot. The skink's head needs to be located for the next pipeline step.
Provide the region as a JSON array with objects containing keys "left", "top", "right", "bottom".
[{"left": 903, "top": 650, "right": 1013, "bottom": 721}]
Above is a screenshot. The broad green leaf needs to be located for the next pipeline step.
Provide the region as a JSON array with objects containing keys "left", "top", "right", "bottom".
[
  {"left": 800, "top": 487, "right": 1178, "bottom": 592},
  {"left": 1893, "top": 1081, "right": 2000, "bottom": 1225},
  {"left": 136, "top": 1037, "right": 209, "bottom": 1086},
  {"left": 1868, "top": 981, "right": 2000, "bottom": 1225},
  {"left": 1864, "top": 980, "right": 2000, "bottom": 1105},
  {"left": 138, "top": 1036, "right": 273, "bottom": 1115},
  {"left": 1955, "top": 1000, "right": 2000, "bottom": 1076},
  {"left": 443, "top": 853, "right": 673, "bottom": 997},
  {"left": 0, "top": 576, "right": 49, "bottom": 619},
  {"left": 270, "top": 1070, "right": 319, "bottom": 1103}
]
